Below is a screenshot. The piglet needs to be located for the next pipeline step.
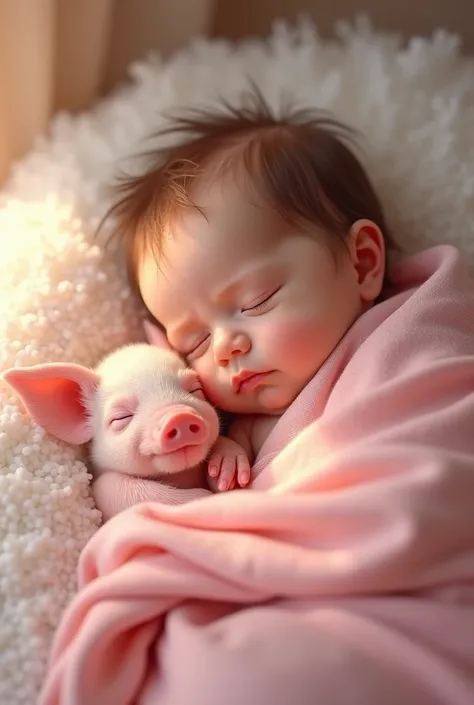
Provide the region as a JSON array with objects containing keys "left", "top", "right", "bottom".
[{"left": 2, "top": 326, "right": 249, "bottom": 521}]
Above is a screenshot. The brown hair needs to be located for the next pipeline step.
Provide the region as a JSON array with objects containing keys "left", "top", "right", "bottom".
[{"left": 102, "top": 87, "right": 395, "bottom": 298}]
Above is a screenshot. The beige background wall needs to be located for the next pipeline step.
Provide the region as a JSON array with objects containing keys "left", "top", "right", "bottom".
[{"left": 213, "top": 0, "right": 474, "bottom": 53}]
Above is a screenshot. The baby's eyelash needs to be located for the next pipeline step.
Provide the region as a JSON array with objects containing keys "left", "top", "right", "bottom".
[
  {"left": 185, "top": 335, "right": 210, "bottom": 357},
  {"left": 246, "top": 299, "right": 269, "bottom": 313},
  {"left": 242, "top": 288, "right": 280, "bottom": 313}
]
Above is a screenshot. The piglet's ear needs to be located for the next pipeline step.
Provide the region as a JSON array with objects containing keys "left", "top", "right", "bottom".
[
  {"left": 2, "top": 363, "right": 100, "bottom": 445},
  {"left": 143, "top": 319, "right": 173, "bottom": 350}
]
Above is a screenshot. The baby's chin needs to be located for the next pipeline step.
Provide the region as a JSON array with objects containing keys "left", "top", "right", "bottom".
[{"left": 216, "top": 386, "right": 295, "bottom": 416}]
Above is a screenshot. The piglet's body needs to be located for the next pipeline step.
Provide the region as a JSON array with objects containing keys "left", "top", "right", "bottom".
[{"left": 3, "top": 333, "right": 248, "bottom": 521}]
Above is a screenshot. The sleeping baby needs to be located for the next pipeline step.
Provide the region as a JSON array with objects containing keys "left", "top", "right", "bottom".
[
  {"left": 98, "top": 89, "right": 474, "bottom": 501},
  {"left": 105, "top": 90, "right": 397, "bottom": 478}
]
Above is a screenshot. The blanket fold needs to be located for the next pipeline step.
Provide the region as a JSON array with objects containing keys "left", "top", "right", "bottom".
[{"left": 39, "top": 246, "right": 474, "bottom": 705}]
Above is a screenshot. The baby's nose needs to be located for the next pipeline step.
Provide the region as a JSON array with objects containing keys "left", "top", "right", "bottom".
[{"left": 215, "top": 332, "right": 251, "bottom": 366}]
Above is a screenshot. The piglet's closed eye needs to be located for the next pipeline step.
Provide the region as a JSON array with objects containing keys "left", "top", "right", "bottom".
[{"left": 2, "top": 363, "right": 99, "bottom": 445}]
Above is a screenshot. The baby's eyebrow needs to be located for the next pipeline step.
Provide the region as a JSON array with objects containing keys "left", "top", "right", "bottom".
[{"left": 211, "top": 263, "right": 276, "bottom": 303}]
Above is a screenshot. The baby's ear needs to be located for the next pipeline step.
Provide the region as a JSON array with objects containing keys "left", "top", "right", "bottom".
[
  {"left": 143, "top": 320, "right": 173, "bottom": 351},
  {"left": 349, "top": 219, "right": 386, "bottom": 303}
]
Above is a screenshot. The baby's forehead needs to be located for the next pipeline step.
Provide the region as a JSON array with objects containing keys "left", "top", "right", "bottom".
[
  {"left": 190, "top": 174, "right": 288, "bottom": 238},
  {"left": 138, "top": 185, "right": 285, "bottom": 295},
  {"left": 158, "top": 186, "right": 286, "bottom": 270}
]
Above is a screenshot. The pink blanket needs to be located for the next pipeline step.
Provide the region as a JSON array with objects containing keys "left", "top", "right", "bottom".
[{"left": 39, "top": 245, "right": 474, "bottom": 705}]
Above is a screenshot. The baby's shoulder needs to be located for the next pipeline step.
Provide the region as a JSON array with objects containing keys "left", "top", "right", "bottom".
[{"left": 335, "top": 260, "right": 474, "bottom": 400}]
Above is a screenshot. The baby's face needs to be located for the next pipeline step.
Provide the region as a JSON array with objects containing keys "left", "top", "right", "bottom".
[{"left": 139, "top": 180, "right": 367, "bottom": 415}]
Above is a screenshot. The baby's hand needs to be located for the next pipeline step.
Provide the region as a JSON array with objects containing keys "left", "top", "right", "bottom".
[{"left": 207, "top": 435, "right": 251, "bottom": 492}]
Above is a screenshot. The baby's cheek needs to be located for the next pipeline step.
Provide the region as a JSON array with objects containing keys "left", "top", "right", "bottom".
[
  {"left": 190, "top": 358, "right": 222, "bottom": 405},
  {"left": 264, "top": 314, "right": 331, "bottom": 367}
]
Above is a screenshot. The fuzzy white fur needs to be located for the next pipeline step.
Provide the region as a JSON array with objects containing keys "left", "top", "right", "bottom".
[{"left": 0, "top": 17, "right": 473, "bottom": 705}]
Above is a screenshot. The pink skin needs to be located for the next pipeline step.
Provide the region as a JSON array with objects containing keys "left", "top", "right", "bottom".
[
  {"left": 138, "top": 178, "right": 386, "bottom": 439},
  {"left": 2, "top": 331, "right": 250, "bottom": 520}
]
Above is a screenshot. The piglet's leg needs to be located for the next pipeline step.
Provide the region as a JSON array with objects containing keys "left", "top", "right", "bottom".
[{"left": 92, "top": 471, "right": 212, "bottom": 522}]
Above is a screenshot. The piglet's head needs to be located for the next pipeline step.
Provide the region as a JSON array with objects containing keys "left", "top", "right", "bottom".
[{"left": 2, "top": 336, "right": 219, "bottom": 479}]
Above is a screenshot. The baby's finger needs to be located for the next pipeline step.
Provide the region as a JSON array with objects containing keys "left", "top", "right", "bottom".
[
  {"left": 218, "top": 458, "right": 236, "bottom": 492},
  {"left": 208, "top": 455, "right": 223, "bottom": 478},
  {"left": 237, "top": 454, "right": 251, "bottom": 487}
]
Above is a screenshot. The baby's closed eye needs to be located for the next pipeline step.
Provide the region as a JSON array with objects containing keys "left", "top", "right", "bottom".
[
  {"left": 241, "top": 286, "right": 282, "bottom": 314},
  {"left": 182, "top": 334, "right": 210, "bottom": 360}
]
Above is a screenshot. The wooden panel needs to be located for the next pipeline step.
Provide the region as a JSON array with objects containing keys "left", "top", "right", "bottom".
[{"left": 105, "top": 0, "right": 215, "bottom": 91}]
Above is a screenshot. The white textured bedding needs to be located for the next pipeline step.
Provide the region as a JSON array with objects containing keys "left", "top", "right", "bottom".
[{"left": 0, "top": 17, "right": 473, "bottom": 705}]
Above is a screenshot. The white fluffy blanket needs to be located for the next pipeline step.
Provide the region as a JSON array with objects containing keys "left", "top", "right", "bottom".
[{"left": 0, "top": 17, "right": 473, "bottom": 705}]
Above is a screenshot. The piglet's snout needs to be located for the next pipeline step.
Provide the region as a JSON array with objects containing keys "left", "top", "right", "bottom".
[{"left": 144, "top": 405, "right": 209, "bottom": 454}]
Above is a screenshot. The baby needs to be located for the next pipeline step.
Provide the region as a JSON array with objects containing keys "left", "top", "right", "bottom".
[{"left": 105, "top": 90, "right": 395, "bottom": 493}]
